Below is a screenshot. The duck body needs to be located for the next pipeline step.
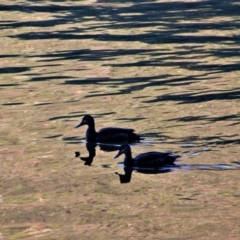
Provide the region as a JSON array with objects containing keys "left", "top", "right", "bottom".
[
  {"left": 114, "top": 145, "right": 180, "bottom": 168},
  {"left": 95, "top": 127, "right": 140, "bottom": 142},
  {"left": 75, "top": 115, "right": 142, "bottom": 143},
  {"left": 126, "top": 151, "right": 178, "bottom": 168}
]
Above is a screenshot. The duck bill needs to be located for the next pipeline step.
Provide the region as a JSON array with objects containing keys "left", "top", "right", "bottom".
[
  {"left": 114, "top": 151, "right": 122, "bottom": 159},
  {"left": 75, "top": 120, "right": 84, "bottom": 128}
]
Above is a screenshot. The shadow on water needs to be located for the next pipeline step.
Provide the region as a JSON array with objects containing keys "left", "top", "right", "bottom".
[
  {"left": 161, "top": 131, "right": 240, "bottom": 149},
  {"left": 0, "top": 83, "right": 20, "bottom": 88},
  {"left": 2, "top": 0, "right": 239, "bottom": 102},
  {"left": 0, "top": 66, "right": 30, "bottom": 74},
  {"left": 1, "top": 1, "right": 240, "bottom": 138},
  {"left": 2, "top": 102, "right": 25, "bottom": 106},
  {"left": 50, "top": 112, "right": 116, "bottom": 123}
]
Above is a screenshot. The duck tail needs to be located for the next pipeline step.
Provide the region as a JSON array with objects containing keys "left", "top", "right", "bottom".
[
  {"left": 136, "top": 134, "right": 144, "bottom": 142},
  {"left": 171, "top": 154, "right": 181, "bottom": 160},
  {"left": 129, "top": 133, "right": 144, "bottom": 142}
]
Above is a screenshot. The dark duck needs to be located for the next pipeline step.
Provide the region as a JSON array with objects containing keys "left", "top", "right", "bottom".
[
  {"left": 75, "top": 115, "right": 142, "bottom": 143},
  {"left": 114, "top": 144, "right": 180, "bottom": 168}
]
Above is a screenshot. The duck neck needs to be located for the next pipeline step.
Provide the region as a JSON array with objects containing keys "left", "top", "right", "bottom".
[
  {"left": 86, "top": 121, "right": 96, "bottom": 142},
  {"left": 124, "top": 151, "right": 133, "bottom": 167}
]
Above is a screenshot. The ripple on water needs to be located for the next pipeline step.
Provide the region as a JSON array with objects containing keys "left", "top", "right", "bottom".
[{"left": 118, "top": 162, "right": 239, "bottom": 172}]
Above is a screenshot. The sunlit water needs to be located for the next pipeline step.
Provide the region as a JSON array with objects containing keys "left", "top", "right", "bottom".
[{"left": 0, "top": 0, "right": 240, "bottom": 239}]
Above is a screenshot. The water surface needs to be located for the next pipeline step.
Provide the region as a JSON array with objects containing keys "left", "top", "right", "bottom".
[{"left": 0, "top": 0, "right": 240, "bottom": 239}]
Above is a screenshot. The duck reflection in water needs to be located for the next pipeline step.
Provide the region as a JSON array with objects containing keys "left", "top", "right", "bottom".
[
  {"left": 114, "top": 144, "right": 180, "bottom": 183},
  {"left": 115, "top": 166, "right": 174, "bottom": 184},
  {"left": 75, "top": 142, "right": 96, "bottom": 166},
  {"left": 75, "top": 142, "right": 120, "bottom": 166}
]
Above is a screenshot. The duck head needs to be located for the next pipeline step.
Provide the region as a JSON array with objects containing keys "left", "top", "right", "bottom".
[
  {"left": 75, "top": 115, "right": 94, "bottom": 128},
  {"left": 114, "top": 144, "right": 131, "bottom": 159}
]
